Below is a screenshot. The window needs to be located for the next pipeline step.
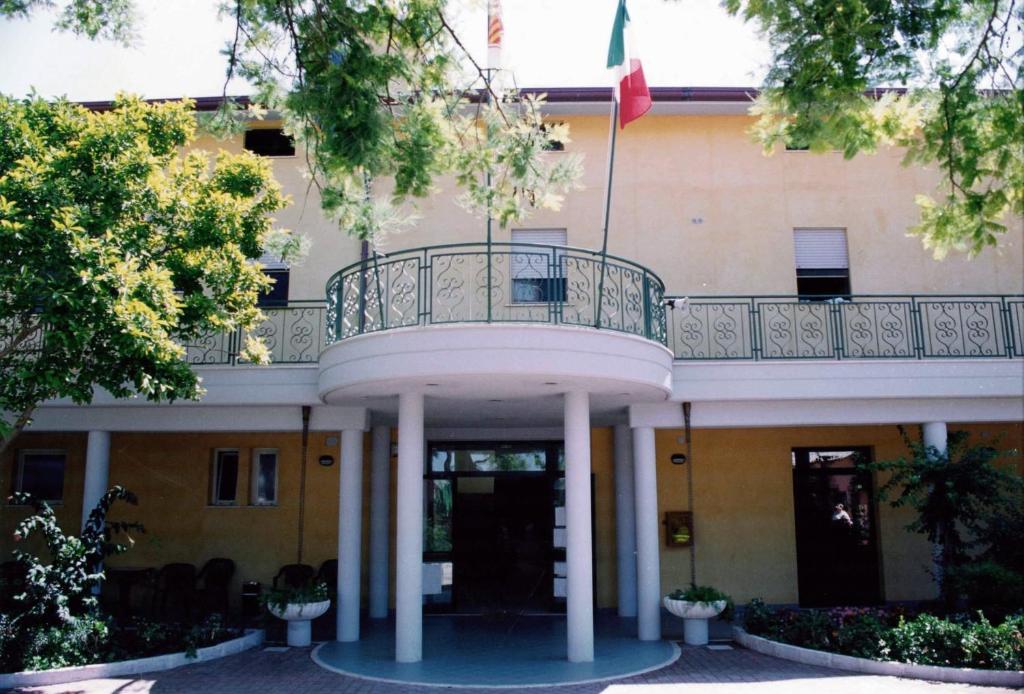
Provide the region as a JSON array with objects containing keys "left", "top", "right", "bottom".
[
  {"left": 510, "top": 229, "right": 567, "bottom": 303},
  {"left": 258, "top": 253, "right": 289, "bottom": 307},
  {"left": 793, "top": 228, "right": 851, "bottom": 299},
  {"left": 243, "top": 128, "right": 295, "bottom": 157},
  {"left": 211, "top": 449, "right": 240, "bottom": 505},
  {"left": 13, "top": 450, "right": 65, "bottom": 502},
  {"left": 541, "top": 122, "right": 566, "bottom": 152},
  {"left": 251, "top": 449, "right": 278, "bottom": 505}
]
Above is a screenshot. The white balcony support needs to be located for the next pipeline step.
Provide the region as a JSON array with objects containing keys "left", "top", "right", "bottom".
[
  {"left": 337, "top": 428, "right": 364, "bottom": 642},
  {"left": 613, "top": 424, "right": 638, "bottom": 618},
  {"left": 564, "top": 390, "right": 594, "bottom": 663},
  {"left": 632, "top": 425, "right": 661, "bottom": 641},
  {"left": 368, "top": 425, "right": 391, "bottom": 620},
  {"left": 922, "top": 422, "right": 948, "bottom": 453},
  {"left": 82, "top": 431, "right": 111, "bottom": 530},
  {"left": 395, "top": 392, "right": 425, "bottom": 663}
]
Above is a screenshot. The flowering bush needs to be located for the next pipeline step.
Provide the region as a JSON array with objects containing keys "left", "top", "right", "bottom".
[{"left": 742, "top": 600, "right": 1023, "bottom": 670}]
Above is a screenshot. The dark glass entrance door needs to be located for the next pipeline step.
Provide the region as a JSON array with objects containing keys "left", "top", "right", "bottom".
[
  {"left": 792, "top": 447, "right": 882, "bottom": 607},
  {"left": 454, "top": 475, "right": 552, "bottom": 613}
]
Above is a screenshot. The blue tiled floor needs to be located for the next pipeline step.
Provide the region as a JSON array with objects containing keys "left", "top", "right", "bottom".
[{"left": 312, "top": 614, "right": 679, "bottom": 687}]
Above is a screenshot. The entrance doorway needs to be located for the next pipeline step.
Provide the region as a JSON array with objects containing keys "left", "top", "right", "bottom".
[
  {"left": 792, "top": 447, "right": 882, "bottom": 607},
  {"left": 423, "top": 442, "right": 567, "bottom": 615}
]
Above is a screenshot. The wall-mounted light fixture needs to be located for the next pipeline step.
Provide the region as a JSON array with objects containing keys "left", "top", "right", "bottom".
[
  {"left": 318, "top": 455, "right": 335, "bottom": 467},
  {"left": 670, "top": 453, "right": 688, "bottom": 466}
]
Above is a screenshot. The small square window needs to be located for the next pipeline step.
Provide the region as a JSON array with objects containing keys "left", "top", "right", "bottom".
[
  {"left": 211, "top": 449, "right": 239, "bottom": 505},
  {"left": 794, "top": 229, "right": 851, "bottom": 300},
  {"left": 510, "top": 229, "right": 568, "bottom": 304},
  {"left": 258, "top": 269, "right": 290, "bottom": 307},
  {"left": 13, "top": 450, "right": 65, "bottom": 502},
  {"left": 251, "top": 449, "right": 278, "bottom": 506},
  {"left": 243, "top": 129, "right": 295, "bottom": 157}
]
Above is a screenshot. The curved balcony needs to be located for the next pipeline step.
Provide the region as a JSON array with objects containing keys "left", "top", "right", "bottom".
[{"left": 324, "top": 242, "right": 668, "bottom": 346}]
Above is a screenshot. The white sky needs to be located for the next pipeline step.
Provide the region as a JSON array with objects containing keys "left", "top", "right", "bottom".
[{"left": 0, "top": 0, "right": 770, "bottom": 102}]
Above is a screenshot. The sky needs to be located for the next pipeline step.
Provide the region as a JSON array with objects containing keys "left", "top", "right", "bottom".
[{"left": 0, "top": 0, "right": 770, "bottom": 102}]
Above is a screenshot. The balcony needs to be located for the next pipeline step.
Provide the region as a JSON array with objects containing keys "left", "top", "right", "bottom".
[
  {"left": 666, "top": 295, "right": 1024, "bottom": 361},
  {"left": 324, "top": 242, "right": 668, "bottom": 345}
]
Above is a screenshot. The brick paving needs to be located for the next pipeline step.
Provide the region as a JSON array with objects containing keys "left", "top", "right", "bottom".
[{"left": 12, "top": 643, "right": 1018, "bottom": 694}]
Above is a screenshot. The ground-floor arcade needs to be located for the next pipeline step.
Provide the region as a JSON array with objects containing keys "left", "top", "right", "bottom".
[{"left": 5, "top": 413, "right": 1020, "bottom": 668}]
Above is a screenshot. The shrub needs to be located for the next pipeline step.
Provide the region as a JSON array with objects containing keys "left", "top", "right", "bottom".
[
  {"left": 742, "top": 598, "right": 775, "bottom": 636},
  {"left": 20, "top": 615, "right": 111, "bottom": 672},
  {"left": 945, "top": 562, "right": 1024, "bottom": 619}
]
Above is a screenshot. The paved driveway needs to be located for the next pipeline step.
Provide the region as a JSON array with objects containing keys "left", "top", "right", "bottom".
[{"left": 12, "top": 644, "right": 1017, "bottom": 694}]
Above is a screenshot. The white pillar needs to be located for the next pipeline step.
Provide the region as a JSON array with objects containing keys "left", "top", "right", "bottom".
[
  {"left": 923, "top": 422, "right": 948, "bottom": 454},
  {"left": 632, "top": 426, "right": 661, "bottom": 641},
  {"left": 337, "top": 428, "right": 364, "bottom": 642},
  {"left": 82, "top": 431, "right": 111, "bottom": 530},
  {"left": 922, "top": 421, "right": 949, "bottom": 597},
  {"left": 395, "top": 392, "right": 424, "bottom": 663},
  {"left": 368, "top": 425, "right": 391, "bottom": 620},
  {"left": 613, "top": 424, "right": 638, "bottom": 618},
  {"left": 564, "top": 391, "right": 594, "bottom": 663}
]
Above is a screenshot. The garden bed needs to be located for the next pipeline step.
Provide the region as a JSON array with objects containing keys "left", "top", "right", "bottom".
[
  {"left": 734, "top": 627, "right": 1023, "bottom": 687},
  {"left": 0, "top": 628, "right": 263, "bottom": 689}
]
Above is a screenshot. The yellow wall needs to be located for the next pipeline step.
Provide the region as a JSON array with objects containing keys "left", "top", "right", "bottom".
[
  {"left": 2, "top": 421, "right": 1021, "bottom": 610},
  {"left": 200, "top": 115, "right": 1024, "bottom": 302}
]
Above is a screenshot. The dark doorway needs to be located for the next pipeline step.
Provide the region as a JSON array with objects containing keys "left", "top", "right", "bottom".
[
  {"left": 453, "top": 475, "right": 553, "bottom": 614},
  {"left": 792, "top": 447, "right": 882, "bottom": 607}
]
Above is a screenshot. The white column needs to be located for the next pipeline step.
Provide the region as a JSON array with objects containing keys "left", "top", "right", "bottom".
[
  {"left": 923, "top": 422, "right": 948, "bottom": 454},
  {"left": 82, "top": 431, "right": 111, "bottom": 530},
  {"left": 368, "top": 425, "right": 391, "bottom": 620},
  {"left": 564, "top": 391, "right": 594, "bottom": 663},
  {"left": 922, "top": 421, "right": 949, "bottom": 597},
  {"left": 613, "top": 424, "right": 638, "bottom": 618},
  {"left": 337, "top": 428, "right": 364, "bottom": 642},
  {"left": 632, "top": 426, "right": 661, "bottom": 641},
  {"left": 395, "top": 392, "right": 424, "bottom": 663}
]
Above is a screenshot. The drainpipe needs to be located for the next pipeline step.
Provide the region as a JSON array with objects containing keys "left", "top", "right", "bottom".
[
  {"left": 683, "top": 402, "right": 696, "bottom": 586},
  {"left": 297, "top": 405, "right": 311, "bottom": 564}
]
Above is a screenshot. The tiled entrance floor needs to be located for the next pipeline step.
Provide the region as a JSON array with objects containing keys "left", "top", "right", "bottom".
[{"left": 313, "top": 614, "right": 679, "bottom": 687}]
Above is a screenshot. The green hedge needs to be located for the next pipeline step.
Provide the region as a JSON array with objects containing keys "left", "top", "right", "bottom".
[{"left": 743, "top": 600, "right": 1024, "bottom": 671}]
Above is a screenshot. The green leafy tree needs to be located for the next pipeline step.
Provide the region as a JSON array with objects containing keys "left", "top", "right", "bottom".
[
  {"left": 863, "top": 426, "right": 1022, "bottom": 604},
  {"left": 2, "top": 1, "right": 582, "bottom": 246},
  {"left": 724, "top": 0, "right": 1023, "bottom": 257},
  {"left": 0, "top": 95, "right": 295, "bottom": 450}
]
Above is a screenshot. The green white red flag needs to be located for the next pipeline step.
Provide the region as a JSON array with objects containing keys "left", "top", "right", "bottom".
[{"left": 606, "top": 0, "right": 651, "bottom": 128}]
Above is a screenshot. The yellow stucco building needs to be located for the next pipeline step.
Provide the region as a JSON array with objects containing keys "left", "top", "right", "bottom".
[{"left": 2, "top": 87, "right": 1022, "bottom": 667}]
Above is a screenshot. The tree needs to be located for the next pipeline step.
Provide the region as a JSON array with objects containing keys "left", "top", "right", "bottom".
[
  {"left": 0, "top": 95, "right": 294, "bottom": 450},
  {"left": 2, "top": 1, "right": 581, "bottom": 245},
  {"left": 864, "top": 426, "right": 1022, "bottom": 605},
  {"left": 724, "top": 0, "right": 1023, "bottom": 257}
]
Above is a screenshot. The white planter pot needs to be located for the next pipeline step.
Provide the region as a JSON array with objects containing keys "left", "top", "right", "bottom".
[
  {"left": 663, "top": 597, "right": 727, "bottom": 646},
  {"left": 268, "top": 600, "right": 331, "bottom": 647}
]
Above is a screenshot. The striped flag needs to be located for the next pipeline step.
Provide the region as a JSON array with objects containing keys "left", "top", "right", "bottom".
[
  {"left": 487, "top": 0, "right": 503, "bottom": 71},
  {"left": 606, "top": 0, "right": 651, "bottom": 128}
]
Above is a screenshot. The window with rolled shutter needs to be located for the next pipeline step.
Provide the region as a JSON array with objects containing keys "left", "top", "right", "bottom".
[
  {"left": 793, "top": 228, "right": 851, "bottom": 298},
  {"left": 510, "top": 229, "right": 567, "bottom": 303}
]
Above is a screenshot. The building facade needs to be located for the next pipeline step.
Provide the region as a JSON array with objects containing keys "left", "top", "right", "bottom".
[{"left": 3, "top": 88, "right": 1022, "bottom": 664}]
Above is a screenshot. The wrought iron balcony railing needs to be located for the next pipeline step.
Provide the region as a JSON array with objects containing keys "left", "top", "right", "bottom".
[
  {"left": 666, "top": 295, "right": 1024, "bottom": 361},
  {"left": 325, "top": 242, "right": 668, "bottom": 346},
  {"left": 183, "top": 300, "right": 327, "bottom": 365}
]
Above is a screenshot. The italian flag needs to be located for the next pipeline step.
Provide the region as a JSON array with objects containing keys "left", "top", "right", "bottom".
[{"left": 607, "top": 0, "right": 651, "bottom": 128}]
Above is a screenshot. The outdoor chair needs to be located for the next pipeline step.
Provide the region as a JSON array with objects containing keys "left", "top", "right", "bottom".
[
  {"left": 272, "top": 563, "right": 315, "bottom": 589},
  {"left": 153, "top": 562, "right": 197, "bottom": 621},
  {"left": 196, "top": 557, "right": 235, "bottom": 617},
  {"left": 0, "top": 560, "right": 26, "bottom": 613}
]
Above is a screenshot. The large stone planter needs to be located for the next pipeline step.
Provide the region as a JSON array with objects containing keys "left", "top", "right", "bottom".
[
  {"left": 268, "top": 600, "right": 331, "bottom": 647},
  {"left": 663, "top": 597, "right": 727, "bottom": 646}
]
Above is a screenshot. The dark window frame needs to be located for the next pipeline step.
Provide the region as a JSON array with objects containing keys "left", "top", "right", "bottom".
[
  {"left": 211, "top": 449, "right": 241, "bottom": 506},
  {"left": 243, "top": 128, "right": 296, "bottom": 157},
  {"left": 258, "top": 269, "right": 290, "bottom": 307},
  {"left": 11, "top": 449, "right": 66, "bottom": 503}
]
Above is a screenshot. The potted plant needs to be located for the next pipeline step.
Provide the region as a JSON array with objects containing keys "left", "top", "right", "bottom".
[
  {"left": 261, "top": 580, "right": 331, "bottom": 647},
  {"left": 663, "top": 584, "right": 733, "bottom": 646}
]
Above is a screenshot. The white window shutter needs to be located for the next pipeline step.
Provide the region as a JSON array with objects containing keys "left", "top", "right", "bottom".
[
  {"left": 793, "top": 229, "right": 849, "bottom": 269},
  {"left": 510, "top": 229, "right": 567, "bottom": 278},
  {"left": 258, "top": 251, "right": 289, "bottom": 271}
]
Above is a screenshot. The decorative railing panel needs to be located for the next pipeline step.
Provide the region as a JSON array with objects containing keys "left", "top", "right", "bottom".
[
  {"left": 326, "top": 243, "right": 668, "bottom": 346},
  {"left": 183, "top": 301, "right": 327, "bottom": 365},
  {"left": 666, "top": 295, "right": 1024, "bottom": 361}
]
